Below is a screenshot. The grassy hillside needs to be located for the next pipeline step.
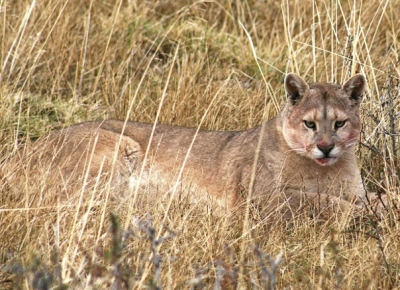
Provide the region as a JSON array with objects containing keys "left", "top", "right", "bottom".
[{"left": 0, "top": 0, "right": 399, "bottom": 288}]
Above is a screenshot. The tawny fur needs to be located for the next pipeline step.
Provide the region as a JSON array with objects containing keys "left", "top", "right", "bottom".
[{"left": 3, "top": 73, "right": 381, "bottom": 218}]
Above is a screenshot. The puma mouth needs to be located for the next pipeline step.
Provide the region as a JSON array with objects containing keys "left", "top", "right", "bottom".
[{"left": 315, "top": 157, "right": 337, "bottom": 166}]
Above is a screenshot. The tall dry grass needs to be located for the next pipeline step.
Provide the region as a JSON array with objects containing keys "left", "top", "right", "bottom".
[{"left": 0, "top": 0, "right": 399, "bottom": 289}]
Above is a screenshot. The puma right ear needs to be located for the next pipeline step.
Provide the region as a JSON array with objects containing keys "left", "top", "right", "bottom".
[
  {"left": 285, "top": 73, "right": 309, "bottom": 105},
  {"left": 342, "top": 74, "right": 366, "bottom": 106}
]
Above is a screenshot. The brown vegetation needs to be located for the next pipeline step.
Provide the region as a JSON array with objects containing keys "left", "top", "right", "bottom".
[{"left": 0, "top": 0, "right": 399, "bottom": 289}]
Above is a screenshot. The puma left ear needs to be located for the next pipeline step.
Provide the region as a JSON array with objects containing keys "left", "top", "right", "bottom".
[
  {"left": 285, "top": 73, "right": 309, "bottom": 105},
  {"left": 342, "top": 74, "right": 366, "bottom": 105}
]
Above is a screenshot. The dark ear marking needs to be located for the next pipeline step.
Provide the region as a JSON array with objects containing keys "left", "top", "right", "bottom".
[
  {"left": 342, "top": 74, "right": 366, "bottom": 105},
  {"left": 284, "top": 73, "right": 309, "bottom": 105}
]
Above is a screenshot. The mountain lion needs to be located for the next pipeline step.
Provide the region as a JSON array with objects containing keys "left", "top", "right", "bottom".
[{"left": 3, "top": 73, "right": 381, "bottom": 218}]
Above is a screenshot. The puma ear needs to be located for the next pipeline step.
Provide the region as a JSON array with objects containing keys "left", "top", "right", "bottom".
[
  {"left": 284, "top": 73, "right": 309, "bottom": 105},
  {"left": 342, "top": 74, "right": 366, "bottom": 105}
]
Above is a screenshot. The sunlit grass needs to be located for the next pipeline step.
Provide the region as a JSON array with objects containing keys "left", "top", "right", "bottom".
[{"left": 0, "top": 0, "right": 399, "bottom": 288}]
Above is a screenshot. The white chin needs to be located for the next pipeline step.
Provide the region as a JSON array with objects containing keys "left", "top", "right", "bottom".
[{"left": 314, "top": 157, "right": 338, "bottom": 166}]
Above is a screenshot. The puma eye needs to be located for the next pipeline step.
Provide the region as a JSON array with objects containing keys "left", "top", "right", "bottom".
[
  {"left": 304, "top": 120, "right": 316, "bottom": 130},
  {"left": 335, "top": 120, "right": 347, "bottom": 129}
]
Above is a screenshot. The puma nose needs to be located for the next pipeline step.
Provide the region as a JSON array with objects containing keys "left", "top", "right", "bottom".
[{"left": 317, "top": 143, "right": 334, "bottom": 156}]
